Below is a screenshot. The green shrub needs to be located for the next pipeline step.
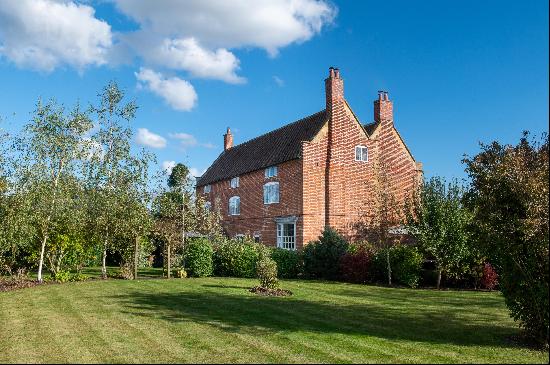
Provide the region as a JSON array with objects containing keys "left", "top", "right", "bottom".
[
  {"left": 302, "top": 227, "right": 349, "bottom": 280},
  {"left": 69, "top": 273, "right": 89, "bottom": 282},
  {"left": 256, "top": 252, "right": 279, "bottom": 289},
  {"left": 176, "top": 268, "right": 188, "bottom": 278},
  {"left": 51, "top": 270, "right": 71, "bottom": 283},
  {"left": 213, "top": 239, "right": 262, "bottom": 278},
  {"left": 391, "top": 246, "right": 424, "bottom": 288},
  {"left": 184, "top": 238, "right": 213, "bottom": 277},
  {"left": 372, "top": 246, "right": 424, "bottom": 288},
  {"left": 271, "top": 248, "right": 302, "bottom": 278}
]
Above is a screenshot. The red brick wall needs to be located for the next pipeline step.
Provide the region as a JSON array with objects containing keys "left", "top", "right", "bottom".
[
  {"left": 301, "top": 71, "right": 421, "bottom": 243},
  {"left": 199, "top": 68, "right": 421, "bottom": 249},
  {"left": 197, "top": 159, "right": 304, "bottom": 248}
]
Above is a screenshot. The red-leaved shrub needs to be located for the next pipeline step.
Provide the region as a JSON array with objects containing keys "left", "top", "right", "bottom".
[
  {"left": 340, "top": 249, "right": 373, "bottom": 284},
  {"left": 481, "top": 262, "right": 499, "bottom": 290}
]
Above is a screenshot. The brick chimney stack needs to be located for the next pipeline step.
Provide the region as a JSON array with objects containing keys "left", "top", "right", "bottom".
[
  {"left": 325, "top": 67, "right": 344, "bottom": 113},
  {"left": 224, "top": 127, "right": 233, "bottom": 151},
  {"left": 374, "top": 90, "right": 393, "bottom": 123}
]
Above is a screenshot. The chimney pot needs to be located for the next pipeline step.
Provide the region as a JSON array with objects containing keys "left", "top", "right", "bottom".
[{"left": 374, "top": 90, "right": 393, "bottom": 123}]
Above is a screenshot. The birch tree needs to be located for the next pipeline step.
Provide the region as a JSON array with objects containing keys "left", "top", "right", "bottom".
[
  {"left": 84, "top": 82, "right": 137, "bottom": 279},
  {"left": 19, "top": 100, "right": 92, "bottom": 282}
]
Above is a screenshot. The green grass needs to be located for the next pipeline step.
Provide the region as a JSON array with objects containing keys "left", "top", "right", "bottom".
[{"left": 0, "top": 277, "right": 547, "bottom": 363}]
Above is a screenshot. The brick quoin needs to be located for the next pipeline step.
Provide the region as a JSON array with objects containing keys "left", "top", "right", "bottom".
[{"left": 197, "top": 67, "right": 422, "bottom": 250}]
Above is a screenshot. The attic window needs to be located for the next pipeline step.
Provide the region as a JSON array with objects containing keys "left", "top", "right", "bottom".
[
  {"left": 203, "top": 185, "right": 211, "bottom": 193},
  {"left": 265, "top": 166, "right": 278, "bottom": 178},
  {"left": 230, "top": 176, "right": 239, "bottom": 188},
  {"left": 355, "top": 146, "right": 368, "bottom": 162}
]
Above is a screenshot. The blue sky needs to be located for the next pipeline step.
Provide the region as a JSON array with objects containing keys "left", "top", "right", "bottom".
[{"left": 0, "top": 0, "right": 548, "bottom": 181}]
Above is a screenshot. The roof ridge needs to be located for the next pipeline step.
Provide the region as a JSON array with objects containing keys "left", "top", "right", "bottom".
[{"left": 229, "top": 109, "right": 326, "bottom": 150}]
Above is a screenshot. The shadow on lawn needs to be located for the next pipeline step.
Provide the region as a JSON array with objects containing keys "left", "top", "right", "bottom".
[{"left": 113, "top": 287, "right": 519, "bottom": 348}]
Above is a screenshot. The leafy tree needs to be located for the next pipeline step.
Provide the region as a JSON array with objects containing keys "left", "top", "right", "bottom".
[
  {"left": 167, "top": 163, "right": 194, "bottom": 263},
  {"left": 406, "top": 177, "right": 475, "bottom": 289},
  {"left": 463, "top": 132, "right": 549, "bottom": 346},
  {"left": 18, "top": 99, "right": 92, "bottom": 282},
  {"left": 83, "top": 82, "right": 138, "bottom": 279},
  {"left": 0, "top": 126, "right": 36, "bottom": 275},
  {"left": 354, "top": 158, "right": 405, "bottom": 286},
  {"left": 152, "top": 190, "right": 182, "bottom": 278}
]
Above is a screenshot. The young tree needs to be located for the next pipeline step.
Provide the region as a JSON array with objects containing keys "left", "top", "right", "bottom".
[
  {"left": 18, "top": 100, "right": 92, "bottom": 282},
  {"left": 84, "top": 82, "right": 138, "bottom": 279},
  {"left": 167, "top": 163, "right": 194, "bottom": 260},
  {"left": 406, "top": 176, "right": 474, "bottom": 289},
  {"left": 463, "top": 132, "right": 549, "bottom": 346},
  {"left": 152, "top": 190, "right": 181, "bottom": 278},
  {"left": 354, "top": 159, "right": 404, "bottom": 286},
  {"left": 0, "top": 127, "right": 36, "bottom": 275}
]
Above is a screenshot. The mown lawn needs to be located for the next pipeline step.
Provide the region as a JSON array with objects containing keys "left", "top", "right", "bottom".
[{"left": 0, "top": 276, "right": 547, "bottom": 363}]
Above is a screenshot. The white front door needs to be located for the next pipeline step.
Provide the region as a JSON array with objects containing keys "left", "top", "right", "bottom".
[{"left": 276, "top": 222, "right": 296, "bottom": 250}]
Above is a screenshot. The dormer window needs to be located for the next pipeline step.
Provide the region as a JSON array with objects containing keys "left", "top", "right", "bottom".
[
  {"left": 355, "top": 146, "right": 368, "bottom": 162},
  {"left": 203, "top": 184, "right": 211, "bottom": 193},
  {"left": 230, "top": 176, "right": 239, "bottom": 188},
  {"left": 265, "top": 166, "right": 278, "bottom": 178}
]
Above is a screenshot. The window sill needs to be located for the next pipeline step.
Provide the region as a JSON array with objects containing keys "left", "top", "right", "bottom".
[{"left": 264, "top": 201, "right": 279, "bottom": 205}]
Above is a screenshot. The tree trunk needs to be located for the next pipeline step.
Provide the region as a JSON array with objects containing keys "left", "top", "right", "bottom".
[
  {"left": 181, "top": 191, "right": 185, "bottom": 268},
  {"left": 134, "top": 235, "right": 139, "bottom": 280},
  {"left": 101, "top": 240, "right": 108, "bottom": 279},
  {"left": 37, "top": 160, "right": 63, "bottom": 282},
  {"left": 437, "top": 269, "right": 442, "bottom": 290},
  {"left": 386, "top": 249, "right": 392, "bottom": 286},
  {"left": 167, "top": 242, "right": 171, "bottom": 279},
  {"left": 37, "top": 234, "right": 49, "bottom": 282}
]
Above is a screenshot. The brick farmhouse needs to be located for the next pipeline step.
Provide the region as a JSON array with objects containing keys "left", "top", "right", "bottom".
[{"left": 196, "top": 68, "right": 422, "bottom": 250}]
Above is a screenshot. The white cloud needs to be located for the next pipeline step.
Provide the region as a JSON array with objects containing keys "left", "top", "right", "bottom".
[
  {"left": 135, "top": 68, "right": 198, "bottom": 111},
  {"left": 136, "top": 128, "right": 167, "bottom": 148},
  {"left": 189, "top": 167, "right": 206, "bottom": 178},
  {"left": 126, "top": 36, "right": 244, "bottom": 84},
  {"left": 114, "top": 0, "right": 337, "bottom": 56},
  {"left": 162, "top": 160, "right": 177, "bottom": 174},
  {"left": 0, "top": 0, "right": 112, "bottom": 72},
  {"left": 169, "top": 132, "right": 216, "bottom": 149},
  {"left": 273, "top": 76, "right": 285, "bottom": 87}
]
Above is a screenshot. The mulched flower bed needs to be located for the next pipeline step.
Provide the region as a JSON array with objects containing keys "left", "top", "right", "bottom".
[
  {"left": 249, "top": 286, "right": 293, "bottom": 297},
  {"left": 0, "top": 278, "right": 43, "bottom": 292}
]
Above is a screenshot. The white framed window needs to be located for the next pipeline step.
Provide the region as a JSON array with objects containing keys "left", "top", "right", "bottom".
[
  {"left": 355, "top": 146, "right": 368, "bottom": 162},
  {"left": 235, "top": 234, "right": 245, "bottom": 241},
  {"left": 253, "top": 233, "right": 261, "bottom": 243},
  {"left": 230, "top": 176, "right": 239, "bottom": 188},
  {"left": 203, "top": 184, "right": 211, "bottom": 193},
  {"left": 277, "top": 222, "right": 296, "bottom": 250},
  {"left": 265, "top": 166, "right": 278, "bottom": 178},
  {"left": 204, "top": 201, "right": 212, "bottom": 211},
  {"left": 263, "top": 182, "right": 280, "bottom": 204},
  {"left": 228, "top": 196, "right": 240, "bottom": 215}
]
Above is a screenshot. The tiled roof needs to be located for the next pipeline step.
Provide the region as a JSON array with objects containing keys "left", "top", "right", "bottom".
[
  {"left": 363, "top": 121, "right": 379, "bottom": 136},
  {"left": 196, "top": 110, "right": 328, "bottom": 187}
]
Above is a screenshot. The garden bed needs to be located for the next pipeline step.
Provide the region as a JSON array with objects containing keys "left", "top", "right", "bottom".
[{"left": 249, "top": 286, "right": 293, "bottom": 296}]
